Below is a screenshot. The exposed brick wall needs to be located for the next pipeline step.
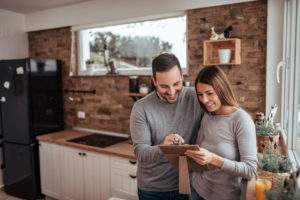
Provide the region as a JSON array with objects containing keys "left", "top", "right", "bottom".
[
  {"left": 187, "top": 1, "right": 267, "bottom": 117},
  {"left": 28, "top": 1, "right": 266, "bottom": 134}
]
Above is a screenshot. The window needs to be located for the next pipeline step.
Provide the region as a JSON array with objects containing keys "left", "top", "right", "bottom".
[
  {"left": 279, "top": 0, "right": 300, "bottom": 172},
  {"left": 75, "top": 15, "right": 187, "bottom": 76}
]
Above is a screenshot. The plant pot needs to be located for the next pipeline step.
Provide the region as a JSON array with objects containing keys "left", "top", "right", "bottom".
[
  {"left": 86, "top": 64, "right": 95, "bottom": 75},
  {"left": 257, "top": 168, "right": 290, "bottom": 189},
  {"left": 218, "top": 49, "right": 231, "bottom": 63},
  {"left": 256, "top": 134, "right": 280, "bottom": 153}
]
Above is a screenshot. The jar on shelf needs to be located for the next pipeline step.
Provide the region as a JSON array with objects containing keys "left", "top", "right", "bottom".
[
  {"left": 129, "top": 76, "right": 139, "bottom": 93},
  {"left": 139, "top": 83, "right": 149, "bottom": 94}
]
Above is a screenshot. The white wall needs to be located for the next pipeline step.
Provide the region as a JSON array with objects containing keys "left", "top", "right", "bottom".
[
  {"left": 24, "top": 0, "right": 255, "bottom": 31},
  {"left": 0, "top": 9, "right": 28, "bottom": 59},
  {"left": 266, "top": 0, "right": 284, "bottom": 122},
  {"left": 0, "top": 9, "right": 27, "bottom": 188}
]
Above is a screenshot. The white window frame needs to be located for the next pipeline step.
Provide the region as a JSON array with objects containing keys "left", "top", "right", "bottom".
[
  {"left": 72, "top": 12, "right": 188, "bottom": 76},
  {"left": 279, "top": 0, "right": 300, "bottom": 183}
]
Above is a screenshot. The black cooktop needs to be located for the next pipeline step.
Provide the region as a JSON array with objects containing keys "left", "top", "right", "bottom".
[{"left": 68, "top": 133, "right": 128, "bottom": 148}]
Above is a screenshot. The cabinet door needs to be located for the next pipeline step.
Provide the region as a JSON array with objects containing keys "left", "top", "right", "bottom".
[
  {"left": 110, "top": 156, "right": 138, "bottom": 200},
  {"left": 60, "top": 145, "right": 85, "bottom": 200},
  {"left": 83, "top": 151, "right": 111, "bottom": 200},
  {"left": 39, "top": 142, "right": 61, "bottom": 199}
]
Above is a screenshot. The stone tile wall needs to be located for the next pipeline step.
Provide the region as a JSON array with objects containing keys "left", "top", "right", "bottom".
[{"left": 28, "top": 0, "right": 267, "bottom": 135}]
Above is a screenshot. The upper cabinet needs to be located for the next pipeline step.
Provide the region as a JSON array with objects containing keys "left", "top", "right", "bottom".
[{"left": 203, "top": 39, "right": 241, "bottom": 66}]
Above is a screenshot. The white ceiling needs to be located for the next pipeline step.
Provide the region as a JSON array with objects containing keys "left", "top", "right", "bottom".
[{"left": 0, "top": 0, "right": 93, "bottom": 14}]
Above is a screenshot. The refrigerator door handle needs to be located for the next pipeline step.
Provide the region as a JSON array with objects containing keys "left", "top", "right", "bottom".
[{"left": 0, "top": 142, "right": 5, "bottom": 169}]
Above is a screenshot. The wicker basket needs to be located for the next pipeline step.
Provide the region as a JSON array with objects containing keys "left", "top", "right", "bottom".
[
  {"left": 257, "top": 167, "right": 290, "bottom": 189},
  {"left": 256, "top": 134, "right": 280, "bottom": 153}
]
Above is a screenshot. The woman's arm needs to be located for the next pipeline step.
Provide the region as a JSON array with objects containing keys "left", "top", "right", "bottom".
[{"left": 220, "top": 115, "right": 257, "bottom": 180}]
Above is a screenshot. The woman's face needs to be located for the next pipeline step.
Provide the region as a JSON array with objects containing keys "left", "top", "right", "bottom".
[{"left": 196, "top": 82, "right": 222, "bottom": 114}]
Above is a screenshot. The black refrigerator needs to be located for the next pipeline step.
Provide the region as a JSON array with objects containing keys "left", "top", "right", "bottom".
[{"left": 0, "top": 58, "right": 64, "bottom": 199}]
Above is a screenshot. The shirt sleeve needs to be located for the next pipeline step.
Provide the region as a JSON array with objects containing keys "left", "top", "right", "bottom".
[
  {"left": 221, "top": 112, "right": 257, "bottom": 180},
  {"left": 130, "top": 102, "right": 164, "bottom": 163}
]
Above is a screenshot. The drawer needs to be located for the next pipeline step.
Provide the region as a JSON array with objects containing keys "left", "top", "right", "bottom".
[{"left": 110, "top": 156, "right": 137, "bottom": 171}]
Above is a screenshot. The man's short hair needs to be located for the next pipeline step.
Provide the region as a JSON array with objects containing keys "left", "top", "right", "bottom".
[{"left": 152, "top": 53, "right": 182, "bottom": 80}]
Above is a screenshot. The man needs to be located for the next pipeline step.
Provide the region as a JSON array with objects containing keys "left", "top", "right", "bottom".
[{"left": 130, "top": 53, "right": 204, "bottom": 200}]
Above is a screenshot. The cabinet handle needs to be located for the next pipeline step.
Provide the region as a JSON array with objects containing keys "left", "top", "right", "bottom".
[
  {"left": 129, "top": 174, "right": 137, "bottom": 179},
  {"left": 82, "top": 153, "right": 86, "bottom": 156},
  {"left": 78, "top": 152, "right": 82, "bottom": 156},
  {"left": 129, "top": 160, "right": 136, "bottom": 165}
]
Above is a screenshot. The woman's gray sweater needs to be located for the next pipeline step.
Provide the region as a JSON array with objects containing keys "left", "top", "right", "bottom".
[{"left": 192, "top": 109, "right": 257, "bottom": 200}]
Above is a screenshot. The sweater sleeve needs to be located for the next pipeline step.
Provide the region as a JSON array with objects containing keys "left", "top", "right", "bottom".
[
  {"left": 221, "top": 112, "right": 257, "bottom": 180},
  {"left": 130, "top": 102, "right": 164, "bottom": 163}
]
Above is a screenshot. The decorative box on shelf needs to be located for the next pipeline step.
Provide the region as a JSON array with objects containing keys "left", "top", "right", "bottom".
[{"left": 203, "top": 38, "right": 241, "bottom": 66}]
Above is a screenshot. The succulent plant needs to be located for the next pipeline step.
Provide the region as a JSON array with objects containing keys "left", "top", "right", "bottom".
[
  {"left": 259, "top": 136, "right": 292, "bottom": 173},
  {"left": 256, "top": 121, "right": 279, "bottom": 136},
  {"left": 85, "top": 59, "right": 95, "bottom": 64}
]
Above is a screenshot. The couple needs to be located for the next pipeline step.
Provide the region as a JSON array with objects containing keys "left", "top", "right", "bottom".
[{"left": 130, "top": 53, "right": 257, "bottom": 200}]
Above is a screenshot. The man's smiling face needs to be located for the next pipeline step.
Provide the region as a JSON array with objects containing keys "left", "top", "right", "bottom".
[{"left": 152, "top": 65, "right": 183, "bottom": 103}]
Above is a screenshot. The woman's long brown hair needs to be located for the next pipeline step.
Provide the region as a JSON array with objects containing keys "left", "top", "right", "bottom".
[{"left": 195, "top": 66, "right": 240, "bottom": 113}]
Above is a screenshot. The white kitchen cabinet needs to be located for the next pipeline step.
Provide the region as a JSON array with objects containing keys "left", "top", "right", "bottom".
[
  {"left": 83, "top": 150, "right": 111, "bottom": 200},
  {"left": 60, "top": 145, "right": 111, "bottom": 200},
  {"left": 110, "top": 156, "right": 138, "bottom": 200},
  {"left": 39, "top": 141, "right": 61, "bottom": 199}
]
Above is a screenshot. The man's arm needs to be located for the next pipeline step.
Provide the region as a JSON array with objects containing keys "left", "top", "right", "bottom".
[{"left": 130, "top": 102, "right": 165, "bottom": 163}]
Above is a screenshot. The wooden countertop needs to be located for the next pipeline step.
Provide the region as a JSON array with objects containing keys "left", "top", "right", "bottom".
[{"left": 36, "top": 129, "right": 136, "bottom": 160}]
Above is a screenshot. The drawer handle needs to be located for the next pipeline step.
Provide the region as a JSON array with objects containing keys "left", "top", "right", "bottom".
[
  {"left": 129, "top": 174, "right": 137, "bottom": 179},
  {"left": 78, "top": 152, "right": 82, "bottom": 156},
  {"left": 129, "top": 160, "right": 137, "bottom": 165},
  {"left": 82, "top": 153, "right": 86, "bottom": 156}
]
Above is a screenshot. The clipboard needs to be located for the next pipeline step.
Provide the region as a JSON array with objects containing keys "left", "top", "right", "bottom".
[{"left": 158, "top": 144, "right": 209, "bottom": 172}]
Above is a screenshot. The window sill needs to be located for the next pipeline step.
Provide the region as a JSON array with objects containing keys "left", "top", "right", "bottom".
[{"left": 72, "top": 67, "right": 188, "bottom": 77}]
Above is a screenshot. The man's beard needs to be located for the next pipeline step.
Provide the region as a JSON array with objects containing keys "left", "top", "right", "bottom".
[{"left": 157, "top": 88, "right": 182, "bottom": 103}]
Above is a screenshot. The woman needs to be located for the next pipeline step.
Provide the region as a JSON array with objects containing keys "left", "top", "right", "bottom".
[{"left": 185, "top": 66, "right": 257, "bottom": 200}]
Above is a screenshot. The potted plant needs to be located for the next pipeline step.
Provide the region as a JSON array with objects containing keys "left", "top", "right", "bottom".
[
  {"left": 256, "top": 121, "right": 280, "bottom": 153},
  {"left": 85, "top": 59, "right": 95, "bottom": 74},
  {"left": 85, "top": 59, "right": 95, "bottom": 65},
  {"left": 258, "top": 136, "right": 292, "bottom": 188},
  {"left": 265, "top": 170, "right": 300, "bottom": 200}
]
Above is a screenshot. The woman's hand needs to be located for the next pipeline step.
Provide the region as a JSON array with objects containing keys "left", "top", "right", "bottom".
[
  {"left": 163, "top": 133, "right": 184, "bottom": 145},
  {"left": 185, "top": 148, "right": 224, "bottom": 168},
  {"left": 185, "top": 148, "right": 213, "bottom": 165}
]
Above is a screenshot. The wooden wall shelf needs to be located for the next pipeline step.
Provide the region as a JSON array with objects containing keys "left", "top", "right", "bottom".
[
  {"left": 126, "top": 93, "right": 147, "bottom": 101},
  {"left": 203, "top": 38, "right": 241, "bottom": 66}
]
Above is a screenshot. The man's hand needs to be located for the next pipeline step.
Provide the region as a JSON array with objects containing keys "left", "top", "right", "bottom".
[{"left": 163, "top": 133, "right": 184, "bottom": 145}]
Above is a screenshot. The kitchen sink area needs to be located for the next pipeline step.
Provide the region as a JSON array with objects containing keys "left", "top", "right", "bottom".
[{"left": 68, "top": 133, "right": 129, "bottom": 148}]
